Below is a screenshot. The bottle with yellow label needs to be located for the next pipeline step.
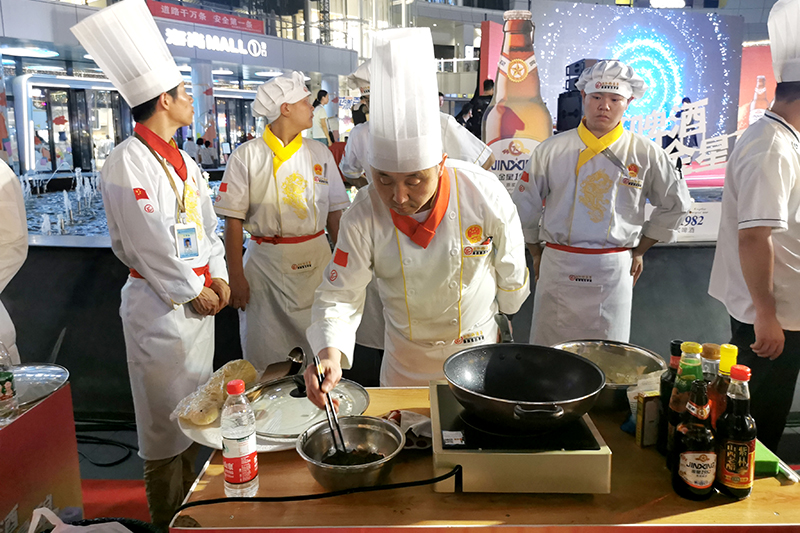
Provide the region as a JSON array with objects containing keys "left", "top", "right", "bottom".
[
  {"left": 483, "top": 10, "right": 552, "bottom": 194},
  {"left": 715, "top": 364, "right": 757, "bottom": 500}
]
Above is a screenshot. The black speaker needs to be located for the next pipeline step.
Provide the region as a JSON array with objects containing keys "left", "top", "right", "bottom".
[
  {"left": 557, "top": 90, "right": 583, "bottom": 133},
  {"left": 565, "top": 59, "right": 599, "bottom": 78}
]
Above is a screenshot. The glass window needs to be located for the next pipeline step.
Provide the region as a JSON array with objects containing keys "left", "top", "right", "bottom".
[
  {"left": 49, "top": 90, "right": 73, "bottom": 171},
  {"left": 31, "top": 87, "right": 53, "bottom": 172},
  {"left": 88, "top": 90, "right": 116, "bottom": 170}
]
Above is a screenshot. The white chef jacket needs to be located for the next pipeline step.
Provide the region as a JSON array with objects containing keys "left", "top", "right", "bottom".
[
  {"left": 514, "top": 126, "right": 691, "bottom": 248},
  {"left": 307, "top": 158, "right": 530, "bottom": 386},
  {"left": 102, "top": 136, "right": 227, "bottom": 460},
  {"left": 0, "top": 164, "right": 28, "bottom": 364},
  {"left": 183, "top": 138, "right": 198, "bottom": 159},
  {"left": 339, "top": 114, "right": 492, "bottom": 183},
  {"left": 215, "top": 135, "right": 350, "bottom": 370},
  {"left": 709, "top": 111, "right": 800, "bottom": 331}
]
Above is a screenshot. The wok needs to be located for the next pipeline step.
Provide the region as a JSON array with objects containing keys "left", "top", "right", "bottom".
[{"left": 443, "top": 343, "right": 606, "bottom": 432}]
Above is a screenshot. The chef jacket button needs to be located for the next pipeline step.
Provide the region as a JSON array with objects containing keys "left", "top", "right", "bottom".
[
  {"left": 450, "top": 249, "right": 459, "bottom": 256},
  {"left": 403, "top": 258, "right": 412, "bottom": 265},
  {"left": 411, "top": 319, "right": 419, "bottom": 325},
  {"left": 449, "top": 281, "right": 458, "bottom": 289},
  {"left": 449, "top": 212, "right": 456, "bottom": 220},
  {"left": 435, "top": 341, "right": 446, "bottom": 346},
  {"left": 450, "top": 319, "right": 458, "bottom": 326},
  {"left": 408, "top": 289, "right": 416, "bottom": 296}
]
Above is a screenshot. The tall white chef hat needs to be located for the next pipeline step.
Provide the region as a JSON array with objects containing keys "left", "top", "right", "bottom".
[
  {"left": 70, "top": 0, "right": 182, "bottom": 108},
  {"left": 369, "top": 28, "right": 442, "bottom": 173},
  {"left": 252, "top": 72, "right": 310, "bottom": 122},
  {"left": 575, "top": 60, "right": 647, "bottom": 100},
  {"left": 768, "top": 0, "right": 800, "bottom": 83},
  {"left": 348, "top": 60, "right": 371, "bottom": 96}
]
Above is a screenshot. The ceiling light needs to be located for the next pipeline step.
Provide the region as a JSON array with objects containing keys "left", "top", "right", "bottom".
[
  {"left": 27, "top": 65, "right": 66, "bottom": 72},
  {"left": 649, "top": 0, "right": 685, "bottom": 7},
  {"left": 212, "top": 68, "right": 234, "bottom": 75},
  {"left": 178, "top": 65, "right": 192, "bottom": 72},
  {"left": 1, "top": 46, "right": 59, "bottom": 58},
  {"left": 2, "top": 59, "right": 15, "bottom": 66},
  {"left": 255, "top": 70, "right": 282, "bottom": 77}
]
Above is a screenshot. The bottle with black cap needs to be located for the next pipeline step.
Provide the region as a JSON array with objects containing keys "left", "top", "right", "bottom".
[{"left": 657, "top": 339, "right": 682, "bottom": 456}]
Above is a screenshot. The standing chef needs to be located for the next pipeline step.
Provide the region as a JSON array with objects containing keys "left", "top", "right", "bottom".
[
  {"left": 513, "top": 60, "right": 691, "bottom": 347},
  {"left": 214, "top": 74, "right": 349, "bottom": 373},
  {"left": 305, "top": 28, "right": 529, "bottom": 403},
  {"left": 0, "top": 163, "right": 27, "bottom": 363},
  {"left": 72, "top": 0, "right": 229, "bottom": 525}
]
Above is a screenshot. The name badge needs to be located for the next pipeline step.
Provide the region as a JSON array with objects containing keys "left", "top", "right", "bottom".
[
  {"left": 175, "top": 222, "right": 200, "bottom": 260},
  {"left": 463, "top": 237, "right": 493, "bottom": 257}
]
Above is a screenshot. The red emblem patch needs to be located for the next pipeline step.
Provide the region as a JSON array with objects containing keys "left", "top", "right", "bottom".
[
  {"left": 133, "top": 188, "right": 149, "bottom": 201},
  {"left": 291, "top": 264, "right": 297, "bottom": 270},
  {"left": 219, "top": 182, "right": 228, "bottom": 192},
  {"left": 464, "top": 247, "right": 473, "bottom": 255},
  {"left": 520, "top": 172, "right": 530, "bottom": 183},
  {"left": 314, "top": 164, "right": 323, "bottom": 175},
  {"left": 329, "top": 270, "right": 338, "bottom": 282},
  {"left": 144, "top": 204, "right": 154, "bottom": 213},
  {"left": 334, "top": 249, "right": 348, "bottom": 267}
]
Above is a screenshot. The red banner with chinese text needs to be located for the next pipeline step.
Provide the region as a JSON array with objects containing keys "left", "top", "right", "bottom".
[{"left": 147, "top": 0, "right": 264, "bottom": 35}]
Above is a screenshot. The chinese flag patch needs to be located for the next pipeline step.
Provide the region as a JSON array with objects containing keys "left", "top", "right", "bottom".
[
  {"left": 133, "top": 188, "right": 149, "bottom": 200},
  {"left": 334, "top": 249, "right": 348, "bottom": 267},
  {"left": 219, "top": 182, "right": 228, "bottom": 192},
  {"left": 520, "top": 172, "right": 530, "bottom": 183}
]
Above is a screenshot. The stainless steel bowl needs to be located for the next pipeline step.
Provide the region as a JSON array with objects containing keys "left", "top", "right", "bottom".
[
  {"left": 296, "top": 415, "right": 405, "bottom": 491},
  {"left": 552, "top": 340, "right": 666, "bottom": 409}
]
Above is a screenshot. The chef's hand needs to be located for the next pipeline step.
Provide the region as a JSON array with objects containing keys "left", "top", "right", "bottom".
[
  {"left": 210, "top": 278, "right": 231, "bottom": 313},
  {"left": 630, "top": 252, "right": 644, "bottom": 287},
  {"left": 752, "top": 312, "right": 785, "bottom": 360},
  {"left": 191, "top": 287, "right": 220, "bottom": 316},
  {"left": 304, "top": 348, "right": 343, "bottom": 410},
  {"left": 228, "top": 273, "right": 250, "bottom": 311}
]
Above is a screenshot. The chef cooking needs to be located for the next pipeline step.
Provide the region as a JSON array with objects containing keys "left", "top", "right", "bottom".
[
  {"left": 71, "top": 0, "right": 229, "bottom": 526},
  {"left": 513, "top": 59, "right": 691, "bottom": 347},
  {"left": 304, "top": 27, "right": 530, "bottom": 406}
]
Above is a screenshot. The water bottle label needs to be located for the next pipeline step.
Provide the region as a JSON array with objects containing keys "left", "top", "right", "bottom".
[
  {"left": 223, "top": 432, "right": 258, "bottom": 484},
  {"left": 0, "top": 372, "right": 15, "bottom": 401},
  {"left": 678, "top": 451, "right": 716, "bottom": 489},
  {"left": 719, "top": 439, "right": 755, "bottom": 489}
]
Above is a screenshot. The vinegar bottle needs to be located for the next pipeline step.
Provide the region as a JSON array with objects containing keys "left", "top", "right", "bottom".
[
  {"left": 666, "top": 341, "right": 704, "bottom": 470},
  {"left": 657, "top": 339, "right": 682, "bottom": 456},
  {"left": 708, "top": 343, "right": 737, "bottom": 430},
  {"left": 715, "top": 364, "right": 757, "bottom": 500},
  {"left": 483, "top": 10, "right": 552, "bottom": 194},
  {"left": 671, "top": 380, "right": 716, "bottom": 501}
]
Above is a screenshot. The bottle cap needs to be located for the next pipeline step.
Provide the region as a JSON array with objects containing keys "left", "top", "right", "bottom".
[
  {"left": 226, "top": 379, "right": 245, "bottom": 395},
  {"left": 719, "top": 344, "right": 738, "bottom": 374},
  {"left": 504, "top": 10, "right": 532, "bottom": 20},
  {"left": 730, "top": 364, "right": 751, "bottom": 382},
  {"left": 680, "top": 341, "right": 702, "bottom": 354},
  {"left": 670, "top": 339, "right": 684, "bottom": 357},
  {"left": 701, "top": 343, "right": 721, "bottom": 360}
]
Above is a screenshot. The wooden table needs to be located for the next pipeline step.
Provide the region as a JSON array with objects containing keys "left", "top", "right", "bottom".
[{"left": 171, "top": 387, "right": 800, "bottom": 532}]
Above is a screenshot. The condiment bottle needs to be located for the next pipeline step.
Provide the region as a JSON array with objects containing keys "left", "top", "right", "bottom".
[
  {"left": 483, "top": 10, "right": 552, "bottom": 193},
  {"left": 657, "top": 339, "right": 683, "bottom": 456},
  {"left": 715, "top": 364, "right": 757, "bottom": 500},
  {"left": 666, "top": 341, "right": 703, "bottom": 470},
  {"left": 671, "top": 380, "right": 716, "bottom": 501},
  {"left": 701, "top": 343, "right": 721, "bottom": 383},
  {"left": 709, "top": 343, "right": 737, "bottom": 430}
]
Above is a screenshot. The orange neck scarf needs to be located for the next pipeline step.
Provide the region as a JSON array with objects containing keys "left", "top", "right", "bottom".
[
  {"left": 390, "top": 158, "right": 450, "bottom": 249},
  {"left": 134, "top": 123, "right": 187, "bottom": 181}
]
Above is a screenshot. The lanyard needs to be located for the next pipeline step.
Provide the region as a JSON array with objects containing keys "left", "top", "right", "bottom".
[{"left": 134, "top": 132, "right": 189, "bottom": 221}]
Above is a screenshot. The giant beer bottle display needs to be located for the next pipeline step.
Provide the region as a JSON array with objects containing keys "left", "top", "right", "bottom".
[{"left": 483, "top": 10, "right": 552, "bottom": 194}]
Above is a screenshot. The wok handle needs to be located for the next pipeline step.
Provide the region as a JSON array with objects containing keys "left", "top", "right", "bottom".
[
  {"left": 494, "top": 313, "right": 514, "bottom": 343},
  {"left": 513, "top": 404, "right": 565, "bottom": 420}
]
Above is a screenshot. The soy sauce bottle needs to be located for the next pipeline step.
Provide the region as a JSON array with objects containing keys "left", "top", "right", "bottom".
[
  {"left": 709, "top": 343, "right": 737, "bottom": 430},
  {"left": 666, "top": 341, "right": 703, "bottom": 470},
  {"left": 657, "top": 339, "right": 682, "bottom": 456},
  {"left": 715, "top": 364, "right": 757, "bottom": 500},
  {"left": 671, "top": 380, "right": 716, "bottom": 501}
]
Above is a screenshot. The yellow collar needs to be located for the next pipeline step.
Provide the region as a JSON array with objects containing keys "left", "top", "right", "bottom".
[
  {"left": 576, "top": 120, "right": 624, "bottom": 176},
  {"left": 262, "top": 126, "right": 303, "bottom": 177}
]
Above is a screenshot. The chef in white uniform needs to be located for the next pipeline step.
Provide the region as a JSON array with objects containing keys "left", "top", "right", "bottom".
[
  {"left": 304, "top": 28, "right": 529, "bottom": 403},
  {"left": 0, "top": 164, "right": 27, "bottom": 364},
  {"left": 340, "top": 60, "right": 495, "bottom": 185},
  {"left": 514, "top": 60, "right": 691, "bottom": 347},
  {"left": 72, "top": 0, "right": 229, "bottom": 525},
  {"left": 214, "top": 73, "right": 350, "bottom": 373}
]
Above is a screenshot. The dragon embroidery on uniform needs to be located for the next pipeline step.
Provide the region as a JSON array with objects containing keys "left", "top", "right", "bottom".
[
  {"left": 183, "top": 182, "right": 205, "bottom": 240},
  {"left": 579, "top": 169, "right": 613, "bottom": 223},
  {"left": 281, "top": 172, "right": 309, "bottom": 220}
]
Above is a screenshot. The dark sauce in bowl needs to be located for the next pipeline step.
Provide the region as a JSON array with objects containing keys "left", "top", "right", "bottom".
[{"left": 321, "top": 449, "right": 386, "bottom": 466}]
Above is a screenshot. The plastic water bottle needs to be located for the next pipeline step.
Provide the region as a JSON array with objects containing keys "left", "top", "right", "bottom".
[
  {"left": 221, "top": 379, "right": 259, "bottom": 497},
  {"left": 0, "top": 341, "right": 18, "bottom": 426}
]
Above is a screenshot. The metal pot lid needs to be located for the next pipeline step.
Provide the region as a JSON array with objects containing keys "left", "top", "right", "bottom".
[
  {"left": 250, "top": 376, "right": 370, "bottom": 439},
  {"left": 13, "top": 364, "right": 70, "bottom": 408}
]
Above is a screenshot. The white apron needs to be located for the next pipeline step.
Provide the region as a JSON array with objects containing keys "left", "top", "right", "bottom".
[
  {"left": 381, "top": 312, "right": 498, "bottom": 387},
  {"left": 531, "top": 246, "right": 633, "bottom": 347},
  {"left": 241, "top": 233, "right": 332, "bottom": 372},
  {"left": 121, "top": 277, "right": 214, "bottom": 461}
]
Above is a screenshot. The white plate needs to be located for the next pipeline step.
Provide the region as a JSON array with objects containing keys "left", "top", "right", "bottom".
[{"left": 179, "top": 417, "right": 297, "bottom": 452}]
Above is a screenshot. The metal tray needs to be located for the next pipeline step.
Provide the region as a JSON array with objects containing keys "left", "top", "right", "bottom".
[{"left": 13, "top": 364, "right": 70, "bottom": 407}]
